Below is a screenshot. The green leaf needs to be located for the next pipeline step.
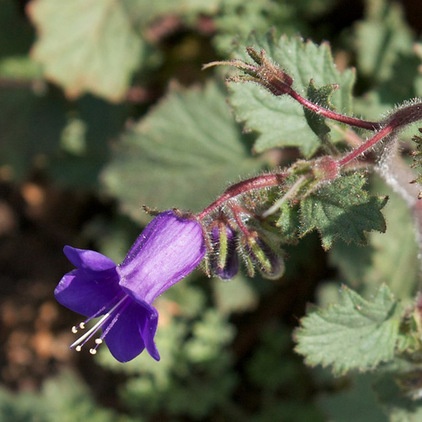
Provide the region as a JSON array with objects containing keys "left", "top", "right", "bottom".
[
  {"left": 276, "top": 201, "right": 300, "bottom": 243},
  {"left": 329, "top": 176, "right": 420, "bottom": 300},
  {"left": 304, "top": 80, "right": 335, "bottom": 142},
  {"left": 295, "top": 284, "right": 402, "bottom": 376},
  {"left": 300, "top": 174, "right": 387, "bottom": 249},
  {"left": 227, "top": 32, "right": 355, "bottom": 157},
  {"left": 102, "top": 81, "right": 262, "bottom": 223},
  {"left": 28, "top": 0, "right": 144, "bottom": 102}
]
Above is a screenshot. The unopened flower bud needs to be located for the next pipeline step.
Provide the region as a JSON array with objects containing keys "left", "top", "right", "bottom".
[
  {"left": 242, "top": 232, "right": 284, "bottom": 280},
  {"left": 210, "top": 224, "right": 239, "bottom": 280}
]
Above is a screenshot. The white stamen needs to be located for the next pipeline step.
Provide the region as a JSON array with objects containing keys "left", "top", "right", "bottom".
[
  {"left": 79, "top": 322, "right": 85, "bottom": 329},
  {"left": 95, "top": 338, "right": 103, "bottom": 345},
  {"left": 71, "top": 326, "right": 78, "bottom": 333},
  {"left": 89, "top": 348, "right": 97, "bottom": 355},
  {"left": 70, "top": 296, "right": 127, "bottom": 351}
]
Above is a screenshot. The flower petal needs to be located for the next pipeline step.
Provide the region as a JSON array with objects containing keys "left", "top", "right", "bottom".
[
  {"left": 103, "top": 300, "right": 159, "bottom": 362},
  {"left": 55, "top": 267, "right": 122, "bottom": 317},
  {"left": 119, "top": 211, "right": 205, "bottom": 304},
  {"left": 64, "top": 246, "right": 116, "bottom": 272}
]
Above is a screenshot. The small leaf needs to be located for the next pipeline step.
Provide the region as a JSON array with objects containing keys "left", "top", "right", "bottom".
[
  {"left": 295, "top": 284, "right": 402, "bottom": 376},
  {"left": 102, "top": 81, "right": 262, "bottom": 223},
  {"left": 28, "top": 0, "right": 143, "bottom": 102},
  {"left": 276, "top": 201, "right": 300, "bottom": 243},
  {"left": 304, "top": 80, "right": 335, "bottom": 142},
  {"left": 329, "top": 177, "right": 420, "bottom": 299},
  {"left": 228, "top": 32, "right": 355, "bottom": 157},
  {"left": 300, "top": 174, "right": 387, "bottom": 249}
]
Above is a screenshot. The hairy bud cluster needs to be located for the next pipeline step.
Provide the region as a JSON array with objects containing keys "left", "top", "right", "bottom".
[{"left": 204, "top": 213, "right": 285, "bottom": 281}]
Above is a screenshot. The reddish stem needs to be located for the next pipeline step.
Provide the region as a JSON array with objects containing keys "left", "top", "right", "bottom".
[
  {"left": 287, "top": 88, "right": 381, "bottom": 131},
  {"left": 229, "top": 203, "right": 254, "bottom": 237},
  {"left": 337, "top": 124, "right": 394, "bottom": 167},
  {"left": 198, "top": 172, "right": 287, "bottom": 219}
]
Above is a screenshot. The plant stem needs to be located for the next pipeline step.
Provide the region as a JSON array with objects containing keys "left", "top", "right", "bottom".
[
  {"left": 337, "top": 124, "right": 394, "bottom": 168},
  {"left": 198, "top": 172, "right": 287, "bottom": 219},
  {"left": 287, "top": 88, "right": 381, "bottom": 130}
]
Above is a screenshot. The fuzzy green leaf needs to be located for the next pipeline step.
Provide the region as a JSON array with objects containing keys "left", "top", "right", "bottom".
[
  {"left": 102, "top": 82, "right": 261, "bottom": 223},
  {"left": 227, "top": 32, "right": 355, "bottom": 157},
  {"left": 300, "top": 174, "right": 387, "bottom": 249},
  {"left": 304, "top": 80, "right": 335, "bottom": 141},
  {"left": 28, "top": 0, "right": 143, "bottom": 102},
  {"left": 295, "top": 284, "right": 402, "bottom": 376},
  {"left": 276, "top": 201, "right": 300, "bottom": 243},
  {"left": 329, "top": 177, "right": 420, "bottom": 299}
]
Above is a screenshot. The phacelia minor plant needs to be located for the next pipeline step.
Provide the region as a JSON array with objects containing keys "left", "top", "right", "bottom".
[{"left": 55, "top": 33, "right": 422, "bottom": 406}]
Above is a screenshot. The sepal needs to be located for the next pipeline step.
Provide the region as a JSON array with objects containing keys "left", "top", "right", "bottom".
[
  {"left": 240, "top": 232, "right": 285, "bottom": 280},
  {"left": 209, "top": 224, "right": 239, "bottom": 280}
]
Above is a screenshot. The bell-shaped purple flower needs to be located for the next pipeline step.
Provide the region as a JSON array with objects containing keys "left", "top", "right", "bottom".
[{"left": 55, "top": 210, "right": 205, "bottom": 363}]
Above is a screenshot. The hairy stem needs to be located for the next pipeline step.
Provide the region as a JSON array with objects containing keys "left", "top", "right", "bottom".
[
  {"left": 287, "top": 89, "right": 380, "bottom": 130},
  {"left": 198, "top": 172, "right": 288, "bottom": 219},
  {"left": 337, "top": 125, "right": 394, "bottom": 167}
]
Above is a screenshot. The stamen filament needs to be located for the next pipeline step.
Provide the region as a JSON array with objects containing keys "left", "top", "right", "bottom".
[{"left": 70, "top": 296, "right": 127, "bottom": 351}]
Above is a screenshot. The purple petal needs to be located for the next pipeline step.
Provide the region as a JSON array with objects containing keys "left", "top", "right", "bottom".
[
  {"left": 64, "top": 246, "right": 116, "bottom": 272},
  {"left": 55, "top": 267, "right": 121, "bottom": 317},
  {"left": 103, "top": 300, "right": 159, "bottom": 362},
  {"left": 119, "top": 211, "right": 205, "bottom": 304}
]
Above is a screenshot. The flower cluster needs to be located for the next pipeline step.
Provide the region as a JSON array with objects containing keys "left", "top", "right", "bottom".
[{"left": 56, "top": 200, "right": 285, "bottom": 362}]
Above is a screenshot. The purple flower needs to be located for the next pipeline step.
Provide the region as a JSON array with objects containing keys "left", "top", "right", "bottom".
[{"left": 55, "top": 210, "right": 205, "bottom": 362}]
